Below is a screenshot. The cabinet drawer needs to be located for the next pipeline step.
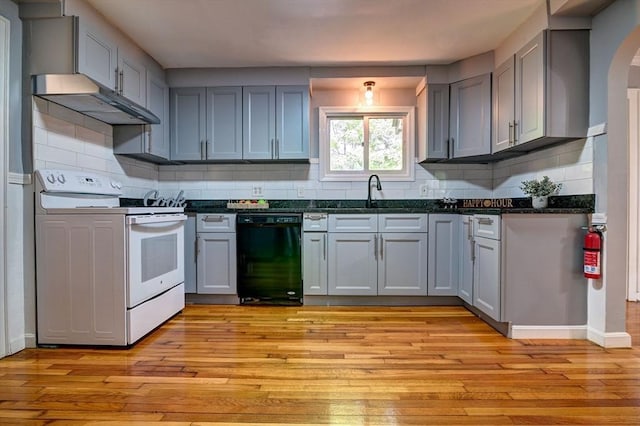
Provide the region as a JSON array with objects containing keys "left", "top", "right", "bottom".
[
  {"left": 328, "top": 214, "right": 378, "bottom": 232},
  {"left": 303, "top": 212, "right": 328, "bottom": 231},
  {"left": 379, "top": 213, "right": 428, "bottom": 233},
  {"left": 474, "top": 215, "right": 500, "bottom": 240},
  {"left": 196, "top": 213, "right": 236, "bottom": 232}
]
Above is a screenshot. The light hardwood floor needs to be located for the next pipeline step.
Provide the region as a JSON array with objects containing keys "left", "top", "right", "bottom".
[{"left": 0, "top": 303, "right": 639, "bottom": 425}]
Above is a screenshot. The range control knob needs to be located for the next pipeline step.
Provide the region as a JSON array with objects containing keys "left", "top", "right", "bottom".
[
  {"left": 57, "top": 174, "right": 66, "bottom": 184},
  {"left": 46, "top": 174, "right": 56, "bottom": 184}
]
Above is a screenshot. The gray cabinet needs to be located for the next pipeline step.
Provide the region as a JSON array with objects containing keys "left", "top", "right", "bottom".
[
  {"left": 327, "top": 214, "right": 428, "bottom": 296},
  {"left": 449, "top": 73, "right": 492, "bottom": 158},
  {"left": 207, "top": 87, "right": 243, "bottom": 160},
  {"left": 303, "top": 213, "right": 328, "bottom": 296},
  {"left": 78, "top": 19, "right": 146, "bottom": 105},
  {"left": 426, "top": 84, "right": 450, "bottom": 160},
  {"left": 113, "top": 71, "right": 170, "bottom": 162},
  {"left": 472, "top": 215, "right": 501, "bottom": 321},
  {"left": 196, "top": 214, "right": 237, "bottom": 294},
  {"left": 170, "top": 87, "right": 207, "bottom": 160},
  {"left": 427, "top": 214, "right": 461, "bottom": 296},
  {"left": 243, "top": 85, "right": 309, "bottom": 160},
  {"left": 458, "top": 215, "right": 474, "bottom": 304},
  {"left": 493, "top": 30, "right": 589, "bottom": 153}
]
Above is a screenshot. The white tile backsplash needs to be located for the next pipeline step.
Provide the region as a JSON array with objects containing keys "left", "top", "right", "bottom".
[{"left": 33, "top": 100, "right": 593, "bottom": 201}]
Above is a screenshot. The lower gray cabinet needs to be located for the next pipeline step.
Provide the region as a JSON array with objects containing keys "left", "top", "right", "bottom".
[
  {"left": 472, "top": 215, "right": 501, "bottom": 321},
  {"left": 302, "top": 213, "right": 328, "bottom": 295},
  {"left": 327, "top": 213, "right": 428, "bottom": 296},
  {"left": 427, "top": 214, "right": 461, "bottom": 295},
  {"left": 458, "top": 215, "right": 474, "bottom": 304},
  {"left": 196, "top": 214, "right": 237, "bottom": 294}
]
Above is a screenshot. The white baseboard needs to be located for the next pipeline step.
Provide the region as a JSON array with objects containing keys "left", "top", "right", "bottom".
[
  {"left": 510, "top": 325, "right": 587, "bottom": 340},
  {"left": 587, "top": 327, "right": 632, "bottom": 348}
]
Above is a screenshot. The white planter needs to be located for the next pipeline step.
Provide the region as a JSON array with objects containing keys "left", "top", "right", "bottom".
[{"left": 531, "top": 196, "right": 548, "bottom": 209}]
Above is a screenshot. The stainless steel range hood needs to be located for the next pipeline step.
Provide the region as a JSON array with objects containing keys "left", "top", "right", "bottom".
[{"left": 33, "top": 74, "right": 160, "bottom": 125}]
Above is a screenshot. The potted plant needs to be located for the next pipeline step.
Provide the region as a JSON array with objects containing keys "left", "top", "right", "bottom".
[{"left": 520, "top": 176, "right": 562, "bottom": 209}]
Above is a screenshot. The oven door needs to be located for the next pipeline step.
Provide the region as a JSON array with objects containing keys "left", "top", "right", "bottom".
[{"left": 126, "top": 213, "right": 186, "bottom": 307}]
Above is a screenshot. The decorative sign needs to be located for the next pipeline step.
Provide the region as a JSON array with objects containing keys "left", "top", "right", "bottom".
[
  {"left": 143, "top": 190, "right": 187, "bottom": 208},
  {"left": 461, "top": 198, "right": 515, "bottom": 208}
]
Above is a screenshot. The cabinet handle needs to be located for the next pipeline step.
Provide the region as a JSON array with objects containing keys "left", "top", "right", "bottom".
[
  {"left": 373, "top": 234, "right": 378, "bottom": 261},
  {"left": 379, "top": 235, "right": 383, "bottom": 260},
  {"left": 202, "top": 215, "right": 225, "bottom": 222},
  {"left": 450, "top": 138, "right": 454, "bottom": 159},
  {"left": 508, "top": 122, "right": 514, "bottom": 145},
  {"left": 446, "top": 138, "right": 450, "bottom": 159},
  {"left": 323, "top": 234, "right": 327, "bottom": 261},
  {"left": 513, "top": 121, "right": 518, "bottom": 143},
  {"left": 200, "top": 140, "right": 205, "bottom": 160},
  {"left": 119, "top": 70, "right": 124, "bottom": 95},
  {"left": 275, "top": 138, "right": 280, "bottom": 159},
  {"left": 467, "top": 218, "right": 473, "bottom": 240},
  {"left": 196, "top": 235, "right": 200, "bottom": 257},
  {"left": 471, "top": 240, "right": 476, "bottom": 262},
  {"left": 477, "top": 217, "right": 493, "bottom": 225},
  {"left": 304, "top": 213, "right": 326, "bottom": 221},
  {"left": 270, "top": 138, "right": 275, "bottom": 160},
  {"left": 114, "top": 68, "right": 119, "bottom": 93}
]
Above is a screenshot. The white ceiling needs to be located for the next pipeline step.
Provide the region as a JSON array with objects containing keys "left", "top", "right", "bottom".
[{"left": 86, "top": 0, "right": 543, "bottom": 70}]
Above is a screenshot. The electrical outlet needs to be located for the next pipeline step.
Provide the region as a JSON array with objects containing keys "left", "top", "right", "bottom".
[
  {"left": 252, "top": 185, "right": 264, "bottom": 197},
  {"left": 297, "top": 187, "right": 305, "bottom": 198},
  {"left": 419, "top": 184, "right": 429, "bottom": 197}
]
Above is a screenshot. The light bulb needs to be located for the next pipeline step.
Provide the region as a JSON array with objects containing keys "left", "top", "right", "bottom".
[{"left": 365, "top": 87, "right": 373, "bottom": 100}]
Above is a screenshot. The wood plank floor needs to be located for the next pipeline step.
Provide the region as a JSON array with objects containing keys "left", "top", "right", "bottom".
[{"left": 1, "top": 303, "right": 639, "bottom": 425}]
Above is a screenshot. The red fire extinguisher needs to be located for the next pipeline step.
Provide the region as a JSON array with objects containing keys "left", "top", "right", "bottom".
[{"left": 584, "top": 228, "right": 602, "bottom": 279}]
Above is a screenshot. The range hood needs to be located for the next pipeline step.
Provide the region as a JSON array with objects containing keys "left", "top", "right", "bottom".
[{"left": 33, "top": 74, "right": 160, "bottom": 125}]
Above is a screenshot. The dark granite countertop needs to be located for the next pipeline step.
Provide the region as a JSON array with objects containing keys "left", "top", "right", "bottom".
[{"left": 123, "top": 195, "right": 594, "bottom": 215}]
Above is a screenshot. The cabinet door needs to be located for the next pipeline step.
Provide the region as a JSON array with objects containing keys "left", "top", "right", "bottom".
[
  {"left": 515, "top": 31, "right": 545, "bottom": 144},
  {"left": 118, "top": 53, "right": 146, "bottom": 106},
  {"left": 184, "top": 215, "right": 197, "bottom": 293},
  {"left": 77, "top": 21, "right": 117, "bottom": 90},
  {"left": 276, "top": 86, "right": 309, "bottom": 159},
  {"left": 328, "top": 233, "right": 377, "bottom": 295},
  {"left": 427, "top": 84, "right": 450, "bottom": 160},
  {"left": 449, "top": 74, "right": 491, "bottom": 158},
  {"left": 170, "top": 87, "right": 206, "bottom": 161},
  {"left": 206, "top": 87, "right": 243, "bottom": 160},
  {"left": 197, "top": 232, "right": 237, "bottom": 294},
  {"left": 459, "top": 215, "right": 474, "bottom": 304},
  {"left": 427, "top": 214, "right": 460, "bottom": 296},
  {"left": 473, "top": 237, "right": 501, "bottom": 321},
  {"left": 492, "top": 56, "right": 515, "bottom": 153},
  {"left": 303, "top": 232, "right": 328, "bottom": 295},
  {"left": 146, "top": 71, "right": 170, "bottom": 159},
  {"left": 378, "top": 233, "right": 428, "bottom": 296},
  {"left": 243, "top": 86, "right": 276, "bottom": 159}
]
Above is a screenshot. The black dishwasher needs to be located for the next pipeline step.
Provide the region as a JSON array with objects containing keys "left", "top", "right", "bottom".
[{"left": 236, "top": 214, "right": 302, "bottom": 305}]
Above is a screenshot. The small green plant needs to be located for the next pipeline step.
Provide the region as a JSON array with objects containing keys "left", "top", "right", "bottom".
[{"left": 520, "top": 176, "right": 562, "bottom": 197}]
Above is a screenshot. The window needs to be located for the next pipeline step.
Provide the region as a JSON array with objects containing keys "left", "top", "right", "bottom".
[{"left": 319, "top": 106, "right": 415, "bottom": 181}]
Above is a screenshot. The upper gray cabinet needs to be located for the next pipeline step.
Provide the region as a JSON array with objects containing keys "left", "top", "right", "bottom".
[
  {"left": 77, "top": 19, "right": 146, "bottom": 106},
  {"left": 113, "top": 70, "right": 170, "bottom": 162},
  {"left": 422, "top": 74, "right": 491, "bottom": 161},
  {"left": 170, "top": 87, "right": 243, "bottom": 161},
  {"left": 449, "top": 73, "right": 492, "bottom": 159},
  {"left": 243, "top": 85, "right": 309, "bottom": 160},
  {"left": 492, "top": 30, "right": 589, "bottom": 154}
]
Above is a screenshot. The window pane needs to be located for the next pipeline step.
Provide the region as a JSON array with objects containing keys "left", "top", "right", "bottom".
[
  {"left": 369, "top": 118, "right": 403, "bottom": 171},
  {"left": 329, "top": 118, "right": 364, "bottom": 171}
]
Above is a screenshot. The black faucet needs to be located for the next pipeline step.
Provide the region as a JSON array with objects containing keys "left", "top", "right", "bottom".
[{"left": 366, "top": 174, "right": 382, "bottom": 208}]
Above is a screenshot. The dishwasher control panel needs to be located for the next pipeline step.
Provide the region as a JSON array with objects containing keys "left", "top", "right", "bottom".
[{"left": 237, "top": 214, "right": 302, "bottom": 225}]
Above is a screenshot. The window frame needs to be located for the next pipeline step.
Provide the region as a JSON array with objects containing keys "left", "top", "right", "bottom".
[{"left": 318, "top": 106, "right": 415, "bottom": 182}]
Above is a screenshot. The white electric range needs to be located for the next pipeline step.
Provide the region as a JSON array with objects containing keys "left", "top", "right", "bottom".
[{"left": 34, "top": 169, "right": 186, "bottom": 346}]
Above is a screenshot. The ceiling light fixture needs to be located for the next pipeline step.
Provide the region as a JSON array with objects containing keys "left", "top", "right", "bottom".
[{"left": 364, "top": 81, "right": 375, "bottom": 105}]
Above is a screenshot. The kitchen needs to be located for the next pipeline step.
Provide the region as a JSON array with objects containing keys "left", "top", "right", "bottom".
[{"left": 0, "top": 2, "right": 636, "bottom": 362}]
